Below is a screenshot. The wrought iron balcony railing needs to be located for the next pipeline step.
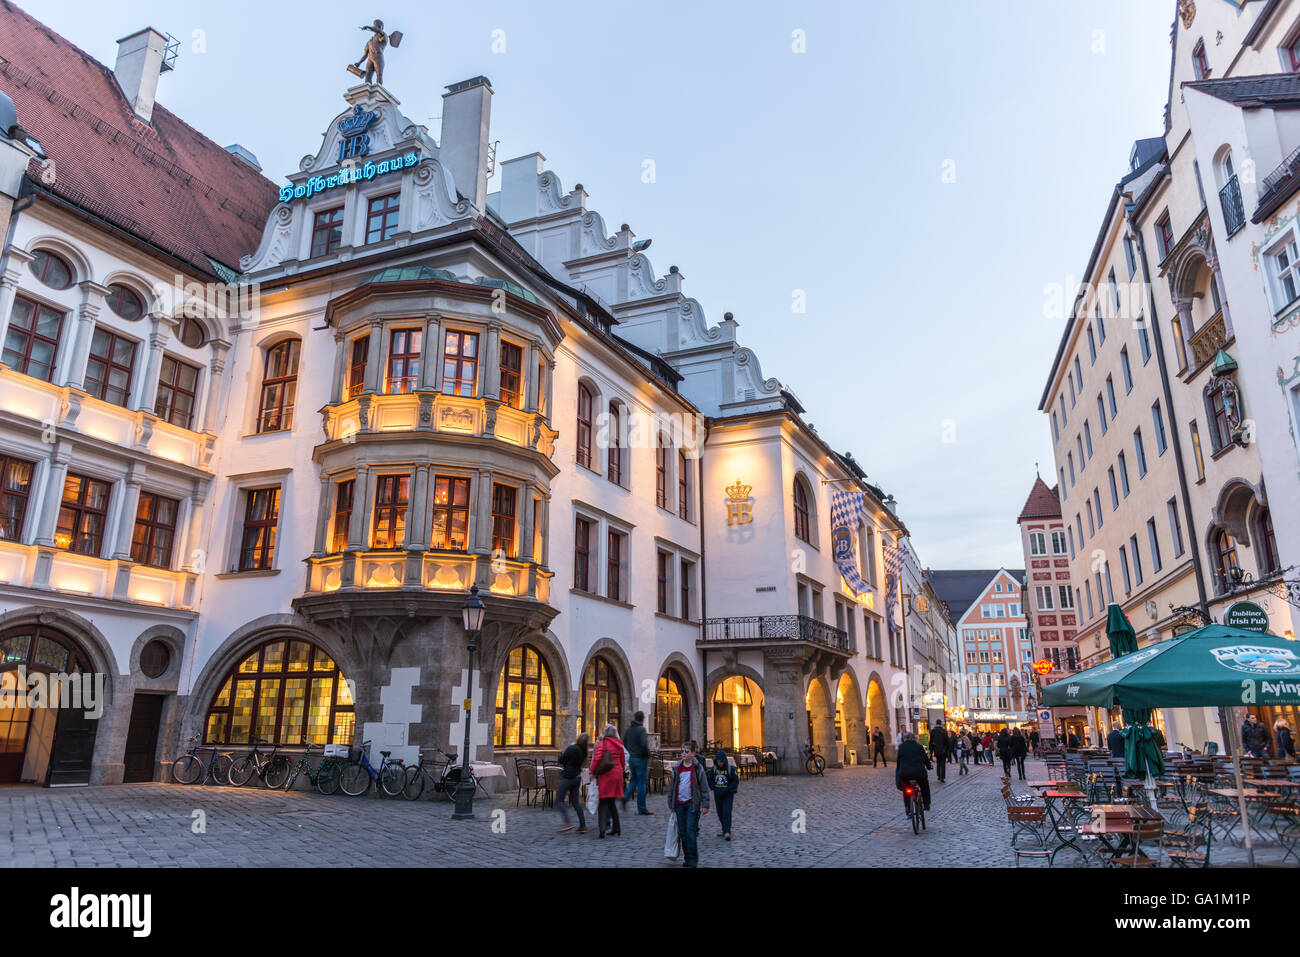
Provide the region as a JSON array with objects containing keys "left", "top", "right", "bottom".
[
  {"left": 701, "top": 615, "right": 854, "bottom": 653},
  {"left": 1219, "top": 174, "right": 1245, "bottom": 235}
]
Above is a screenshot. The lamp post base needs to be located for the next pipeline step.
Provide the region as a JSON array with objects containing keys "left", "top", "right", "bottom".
[{"left": 452, "top": 783, "right": 475, "bottom": 819}]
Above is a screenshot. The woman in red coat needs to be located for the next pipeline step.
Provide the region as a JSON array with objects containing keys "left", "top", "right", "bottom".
[{"left": 590, "top": 725, "right": 627, "bottom": 838}]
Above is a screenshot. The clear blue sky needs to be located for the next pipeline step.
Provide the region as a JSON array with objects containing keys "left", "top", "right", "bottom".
[{"left": 21, "top": 0, "right": 1177, "bottom": 569}]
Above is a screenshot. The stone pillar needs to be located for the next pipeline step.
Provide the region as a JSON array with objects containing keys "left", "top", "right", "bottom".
[
  {"left": 422, "top": 315, "right": 442, "bottom": 393},
  {"left": 312, "top": 472, "right": 333, "bottom": 556},
  {"left": 516, "top": 481, "right": 534, "bottom": 562},
  {"left": 761, "top": 658, "right": 806, "bottom": 775},
  {"left": 483, "top": 322, "right": 501, "bottom": 400},
  {"left": 1172, "top": 296, "right": 1194, "bottom": 371},
  {"left": 200, "top": 343, "right": 229, "bottom": 434},
  {"left": 0, "top": 248, "right": 34, "bottom": 347},
  {"left": 329, "top": 330, "right": 347, "bottom": 405},
  {"left": 184, "top": 481, "right": 208, "bottom": 573},
  {"left": 1207, "top": 257, "right": 1233, "bottom": 339},
  {"left": 62, "top": 281, "right": 109, "bottom": 389},
  {"left": 34, "top": 447, "right": 71, "bottom": 547},
  {"left": 542, "top": 358, "right": 555, "bottom": 422},
  {"left": 110, "top": 467, "right": 145, "bottom": 559},
  {"left": 348, "top": 465, "right": 372, "bottom": 549},
  {"left": 473, "top": 468, "right": 493, "bottom": 555},
  {"left": 362, "top": 324, "right": 383, "bottom": 394},
  {"left": 522, "top": 344, "right": 538, "bottom": 414},
  {"left": 404, "top": 465, "right": 430, "bottom": 549},
  {"left": 538, "top": 493, "right": 551, "bottom": 569},
  {"left": 132, "top": 321, "right": 167, "bottom": 413}
]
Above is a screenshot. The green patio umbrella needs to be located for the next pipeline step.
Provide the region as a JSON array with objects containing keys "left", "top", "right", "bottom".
[{"left": 1104, "top": 604, "right": 1164, "bottom": 781}]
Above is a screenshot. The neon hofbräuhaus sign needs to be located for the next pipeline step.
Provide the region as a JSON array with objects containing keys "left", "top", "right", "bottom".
[{"left": 279, "top": 152, "right": 420, "bottom": 204}]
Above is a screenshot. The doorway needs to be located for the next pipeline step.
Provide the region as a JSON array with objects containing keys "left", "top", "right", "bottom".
[{"left": 122, "top": 694, "right": 164, "bottom": 783}]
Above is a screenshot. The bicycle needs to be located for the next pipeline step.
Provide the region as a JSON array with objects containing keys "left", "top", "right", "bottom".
[
  {"left": 172, "top": 732, "right": 234, "bottom": 786},
  {"left": 802, "top": 743, "right": 825, "bottom": 776},
  {"left": 339, "top": 740, "right": 407, "bottom": 797},
  {"left": 228, "top": 739, "right": 290, "bottom": 788},
  {"left": 279, "top": 743, "right": 343, "bottom": 795},
  {"left": 902, "top": 777, "right": 926, "bottom": 834},
  {"left": 402, "top": 746, "right": 484, "bottom": 801}
]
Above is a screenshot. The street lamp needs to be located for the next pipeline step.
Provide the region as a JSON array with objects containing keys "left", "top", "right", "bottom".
[{"left": 453, "top": 584, "right": 486, "bottom": 820}]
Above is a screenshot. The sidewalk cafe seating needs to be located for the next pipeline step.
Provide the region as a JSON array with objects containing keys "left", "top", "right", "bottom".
[
  {"left": 514, "top": 757, "right": 544, "bottom": 807},
  {"left": 1163, "top": 803, "right": 1213, "bottom": 867},
  {"left": 1104, "top": 818, "right": 1164, "bottom": 868},
  {"left": 541, "top": 762, "right": 562, "bottom": 809},
  {"left": 1007, "top": 805, "right": 1052, "bottom": 865}
]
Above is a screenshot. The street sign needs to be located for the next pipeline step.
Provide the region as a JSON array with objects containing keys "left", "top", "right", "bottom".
[
  {"left": 921, "top": 691, "right": 944, "bottom": 709},
  {"left": 1224, "top": 601, "right": 1269, "bottom": 633}
]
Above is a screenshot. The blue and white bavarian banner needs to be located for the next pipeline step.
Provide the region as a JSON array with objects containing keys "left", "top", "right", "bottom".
[
  {"left": 830, "top": 489, "right": 871, "bottom": 596},
  {"left": 882, "top": 544, "right": 906, "bottom": 634}
]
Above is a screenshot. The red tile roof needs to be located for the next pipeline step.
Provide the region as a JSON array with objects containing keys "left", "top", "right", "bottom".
[
  {"left": 1018, "top": 476, "right": 1062, "bottom": 521},
  {"left": 0, "top": 2, "right": 277, "bottom": 277}
]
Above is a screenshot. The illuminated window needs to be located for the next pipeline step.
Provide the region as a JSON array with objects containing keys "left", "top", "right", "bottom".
[
  {"left": 85, "top": 328, "right": 137, "bottom": 407},
  {"left": 330, "top": 479, "right": 354, "bottom": 554},
  {"left": 655, "top": 670, "right": 688, "bottom": 747},
  {"left": 580, "top": 656, "right": 621, "bottom": 737},
  {"left": 347, "top": 336, "right": 368, "bottom": 399},
  {"left": 2, "top": 296, "right": 64, "bottom": 381},
  {"left": 441, "top": 330, "right": 478, "bottom": 397},
  {"left": 371, "top": 474, "right": 409, "bottom": 549},
  {"left": 0, "top": 455, "right": 34, "bottom": 542},
  {"left": 257, "top": 340, "right": 300, "bottom": 433},
  {"left": 55, "top": 473, "right": 110, "bottom": 556},
  {"left": 203, "top": 638, "right": 354, "bottom": 746},
  {"left": 494, "top": 644, "right": 554, "bottom": 748},
  {"left": 130, "top": 492, "right": 178, "bottom": 569},
  {"left": 239, "top": 487, "right": 280, "bottom": 571},
  {"left": 574, "top": 516, "right": 592, "bottom": 591},
  {"left": 154, "top": 356, "right": 199, "bottom": 429},
  {"left": 430, "top": 475, "right": 470, "bottom": 551},
  {"left": 385, "top": 328, "right": 421, "bottom": 394},
  {"left": 499, "top": 341, "right": 522, "bottom": 408},
  {"left": 491, "top": 483, "right": 516, "bottom": 557}
]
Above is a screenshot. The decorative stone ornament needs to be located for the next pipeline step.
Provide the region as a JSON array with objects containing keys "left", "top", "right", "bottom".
[{"left": 1179, "top": 0, "right": 1195, "bottom": 28}]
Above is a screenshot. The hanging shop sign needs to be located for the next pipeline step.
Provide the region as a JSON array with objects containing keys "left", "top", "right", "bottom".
[
  {"left": 1033, "top": 659, "right": 1054, "bottom": 675},
  {"left": 278, "top": 152, "right": 420, "bottom": 204},
  {"left": 921, "top": 691, "right": 945, "bottom": 709},
  {"left": 1224, "top": 601, "right": 1269, "bottom": 633}
]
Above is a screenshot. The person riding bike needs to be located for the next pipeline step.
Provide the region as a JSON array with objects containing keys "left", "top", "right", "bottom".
[{"left": 895, "top": 731, "right": 932, "bottom": 812}]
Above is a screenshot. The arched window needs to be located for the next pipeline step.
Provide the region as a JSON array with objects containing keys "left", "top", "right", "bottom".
[
  {"left": 580, "top": 655, "right": 621, "bottom": 737},
  {"left": 655, "top": 669, "right": 688, "bottom": 747},
  {"left": 1256, "top": 507, "right": 1280, "bottom": 576},
  {"left": 106, "top": 284, "right": 145, "bottom": 320},
  {"left": 0, "top": 627, "right": 92, "bottom": 782},
  {"left": 607, "top": 401, "right": 624, "bottom": 485},
  {"left": 28, "top": 249, "right": 73, "bottom": 289},
  {"left": 203, "top": 638, "right": 354, "bottom": 746},
  {"left": 1214, "top": 528, "right": 1239, "bottom": 595},
  {"left": 494, "top": 644, "right": 554, "bottom": 748},
  {"left": 178, "top": 316, "right": 207, "bottom": 349},
  {"left": 793, "top": 477, "right": 811, "bottom": 543},
  {"left": 257, "top": 339, "right": 300, "bottom": 433},
  {"left": 576, "top": 384, "right": 593, "bottom": 470}
]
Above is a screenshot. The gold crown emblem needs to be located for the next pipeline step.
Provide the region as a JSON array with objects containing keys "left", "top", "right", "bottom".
[{"left": 725, "top": 478, "right": 752, "bottom": 502}]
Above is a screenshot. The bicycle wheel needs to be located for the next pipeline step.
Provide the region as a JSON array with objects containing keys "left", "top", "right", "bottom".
[
  {"left": 264, "top": 756, "right": 291, "bottom": 790},
  {"left": 211, "top": 753, "right": 234, "bottom": 785},
  {"left": 316, "top": 759, "right": 342, "bottom": 796},
  {"left": 402, "top": 765, "right": 425, "bottom": 801},
  {"left": 339, "top": 763, "right": 371, "bottom": 796},
  {"left": 808, "top": 754, "right": 825, "bottom": 775},
  {"left": 281, "top": 768, "right": 301, "bottom": 792},
  {"left": 380, "top": 762, "right": 406, "bottom": 797},
  {"left": 228, "top": 754, "right": 256, "bottom": 787},
  {"left": 172, "top": 755, "right": 201, "bottom": 785}
]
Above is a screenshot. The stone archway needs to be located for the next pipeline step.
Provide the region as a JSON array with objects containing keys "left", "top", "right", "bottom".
[
  {"left": 805, "top": 674, "right": 837, "bottom": 767},
  {"left": 705, "top": 665, "right": 766, "bottom": 753},
  {"left": 835, "top": 670, "right": 869, "bottom": 765},
  {"left": 653, "top": 652, "right": 700, "bottom": 750},
  {"left": 866, "top": 672, "right": 892, "bottom": 759},
  {"left": 576, "top": 638, "right": 637, "bottom": 738}
]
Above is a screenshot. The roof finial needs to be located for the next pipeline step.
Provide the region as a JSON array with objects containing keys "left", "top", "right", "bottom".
[{"left": 1035, "top": 461, "right": 1040, "bottom": 478}]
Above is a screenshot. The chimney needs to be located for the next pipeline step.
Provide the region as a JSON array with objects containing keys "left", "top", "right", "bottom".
[
  {"left": 114, "top": 28, "right": 169, "bottom": 123},
  {"left": 440, "top": 76, "right": 493, "bottom": 211}
]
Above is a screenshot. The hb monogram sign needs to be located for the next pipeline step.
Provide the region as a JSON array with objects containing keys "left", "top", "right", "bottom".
[{"left": 725, "top": 478, "right": 753, "bottom": 526}]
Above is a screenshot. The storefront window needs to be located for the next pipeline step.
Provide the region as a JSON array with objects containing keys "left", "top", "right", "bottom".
[{"left": 493, "top": 645, "right": 554, "bottom": 748}]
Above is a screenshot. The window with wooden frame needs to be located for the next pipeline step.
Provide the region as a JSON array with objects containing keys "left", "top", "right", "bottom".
[
  {"left": 370, "top": 474, "right": 409, "bottom": 549},
  {"left": 364, "top": 192, "right": 400, "bottom": 244},
  {"left": 430, "top": 475, "right": 470, "bottom": 551},
  {"left": 491, "top": 483, "right": 516, "bottom": 557},
  {"left": 655, "top": 670, "right": 687, "bottom": 747},
  {"left": 579, "top": 656, "right": 621, "bottom": 738},
  {"left": 1156, "top": 213, "right": 1174, "bottom": 259},
  {"left": 607, "top": 529, "right": 624, "bottom": 601},
  {"left": 310, "top": 206, "right": 345, "bottom": 258},
  {"left": 679, "top": 558, "right": 694, "bottom": 620},
  {"left": 607, "top": 402, "right": 624, "bottom": 485},
  {"left": 655, "top": 435, "right": 669, "bottom": 509},
  {"left": 105, "top": 284, "right": 144, "bottom": 321},
  {"left": 203, "top": 638, "right": 355, "bottom": 746},
  {"left": 330, "top": 479, "right": 354, "bottom": 554},
  {"left": 1288, "top": 31, "right": 1300, "bottom": 72},
  {"left": 257, "top": 340, "right": 300, "bottom": 433},
  {"left": 1206, "top": 385, "right": 1232, "bottom": 452},
  {"left": 28, "top": 249, "right": 73, "bottom": 289},
  {"left": 573, "top": 516, "right": 592, "bottom": 591},
  {"left": 85, "top": 327, "right": 137, "bottom": 407},
  {"left": 178, "top": 316, "right": 206, "bottom": 349},
  {"left": 1257, "top": 507, "right": 1280, "bottom": 575},
  {"left": 2, "top": 295, "right": 64, "bottom": 382},
  {"left": 346, "top": 336, "right": 369, "bottom": 399},
  {"left": 129, "top": 492, "right": 179, "bottom": 569},
  {"left": 238, "top": 487, "right": 280, "bottom": 571},
  {"left": 576, "top": 383, "right": 593, "bottom": 469},
  {"left": 678, "top": 450, "right": 690, "bottom": 520},
  {"left": 154, "top": 355, "right": 200, "bottom": 429},
  {"left": 499, "top": 340, "right": 523, "bottom": 408},
  {"left": 0, "top": 454, "right": 34, "bottom": 542},
  {"left": 493, "top": 644, "right": 554, "bottom": 748},
  {"left": 385, "top": 327, "right": 421, "bottom": 394},
  {"left": 55, "top": 473, "right": 111, "bottom": 556},
  {"left": 441, "top": 330, "right": 478, "bottom": 397},
  {"left": 1214, "top": 527, "right": 1239, "bottom": 594},
  {"left": 793, "top": 478, "right": 811, "bottom": 543},
  {"left": 1192, "top": 39, "right": 1210, "bottom": 80},
  {"left": 657, "top": 549, "right": 670, "bottom": 614}
]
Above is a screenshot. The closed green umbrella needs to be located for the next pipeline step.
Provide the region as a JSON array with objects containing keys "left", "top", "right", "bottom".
[{"left": 1104, "top": 604, "right": 1164, "bottom": 780}]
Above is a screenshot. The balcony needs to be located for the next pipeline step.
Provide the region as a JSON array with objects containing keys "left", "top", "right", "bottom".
[
  {"left": 1187, "top": 309, "right": 1230, "bottom": 373},
  {"left": 1219, "top": 174, "right": 1245, "bottom": 236},
  {"left": 0, "top": 539, "right": 198, "bottom": 611},
  {"left": 304, "top": 550, "right": 551, "bottom": 604},
  {"left": 701, "top": 615, "right": 854, "bottom": 654},
  {"left": 319, "top": 391, "right": 557, "bottom": 457}
]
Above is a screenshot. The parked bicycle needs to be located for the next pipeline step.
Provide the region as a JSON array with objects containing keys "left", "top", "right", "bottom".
[
  {"left": 279, "top": 743, "right": 343, "bottom": 795},
  {"left": 172, "top": 732, "right": 233, "bottom": 786},
  {"left": 402, "top": 746, "right": 483, "bottom": 801},
  {"left": 339, "top": 740, "right": 407, "bottom": 797},
  {"left": 803, "top": 743, "right": 825, "bottom": 776},
  {"left": 228, "top": 739, "right": 290, "bottom": 789}
]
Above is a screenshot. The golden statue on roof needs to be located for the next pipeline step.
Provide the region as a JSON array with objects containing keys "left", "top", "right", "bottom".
[{"left": 348, "top": 19, "right": 402, "bottom": 85}]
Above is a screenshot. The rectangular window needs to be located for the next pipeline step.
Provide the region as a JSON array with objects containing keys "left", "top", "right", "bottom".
[
  {"left": 1189, "top": 421, "right": 1207, "bottom": 481},
  {"left": 1077, "top": 436, "right": 1085, "bottom": 472},
  {"left": 1058, "top": 585, "right": 1074, "bottom": 610},
  {"left": 257, "top": 340, "right": 299, "bottom": 433},
  {"left": 1068, "top": 524, "right": 1076, "bottom": 559},
  {"left": 1097, "top": 311, "right": 1107, "bottom": 344},
  {"left": 371, "top": 473, "right": 409, "bottom": 549},
  {"left": 1086, "top": 499, "right": 1095, "bottom": 536},
  {"left": 1156, "top": 212, "right": 1174, "bottom": 259},
  {"left": 1134, "top": 428, "right": 1148, "bottom": 477},
  {"left": 1193, "top": 39, "right": 1210, "bottom": 79},
  {"left": 155, "top": 355, "right": 200, "bottom": 429},
  {"left": 1052, "top": 530, "right": 1067, "bottom": 554},
  {"left": 239, "top": 487, "right": 280, "bottom": 571},
  {"left": 1085, "top": 580, "right": 1094, "bottom": 619},
  {"left": 365, "top": 192, "right": 400, "bottom": 244},
  {"left": 678, "top": 451, "right": 690, "bottom": 521},
  {"left": 1130, "top": 533, "right": 1144, "bottom": 585},
  {"left": 85, "top": 327, "right": 136, "bottom": 407},
  {"left": 1167, "top": 498, "right": 1185, "bottom": 557},
  {"left": 1029, "top": 532, "right": 1046, "bottom": 556},
  {"left": 1087, "top": 325, "right": 1097, "bottom": 363},
  {"left": 2, "top": 296, "right": 63, "bottom": 381},
  {"left": 1124, "top": 235, "right": 1138, "bottom": 276},
  {"left": 1106, "top": 375, "right": 1117, "bottom": 419},
  {"left": 1118, "top": 451, "right": 1131, "bottom": 496},
  {"left": 1120, "top": 347, "right": 1133, "bottom": 394},
  {"left": 310, "top": 206, "right": 345, "bottom": 257},
  {"left": 657, "top": 550, "right": 670, "bottom": 615},
  {"left": 680, "top": 558, "right": 694, "bottom": 620},
  {"left": 1208, "top": 386, "right": 1232, "bottom": 452},
  {"left": 499, "top": 341, "right": 523, "bottom": 408},
  {"left": 1097, "top": 395, "right": 1107, "bottom": 435},
  {"left": 655, "top": 440, "right": 669, "bottom": 509},
  {"left": 1267, "top": 236, "right": 1299, "bottom": 306},
  {"left": 574, "top": 517, "right": 592, "bottom": 592},
  {"left": 1152, "top": 401, "right": 1168, "bottom": 455},
  {"left": 0, "top": 455, "right": 34, "bottom": 542},
  {"left": 606, "top": 530, "right": 624, "bottom": 602},
  {"left": 1035, "top": 586, "right": 1053, "bottom": 610},
  {"left": 1108, "top": 466, "right": 1118, "bottom": 510},
  {"left": 1084, "top": 421, "right": 1093, "bottom": 458},
  {"left": 1074, "top": 356, "right": 1083, "bottom": 390},
  {"left": 385, "top": 328, "right": 421, "bottom": 394},
  {"left": 1147, "top": 517, "right": 1163, "bottom": 573},
  {"left": 330, "top": 479, "right": 354, "bottom": 553},
  {"left": 55, "top": 473, "right": 111, "bottom": 556},
  {"left": 441, "top": 330, "right": 478, "bottom": 397},
  {"left": 1119, "top": 545, "right": 1132, "bottom": 594},
  {"left": 1052, "top": 410, "right": 1059, "bottom": 442},
  {"left": 430, "top": 476, "right": 470, "bottom": 551},
  {"left": 1059, "top": 394, "right": 1066, "bottom": 426},
  {"left": 491, "top": 484, "right": 516, "bottom": 558},
  {"left": 130, "top": 492, "right": 178, "bottom": 568},
  {"left": 1137, "top": 319, "right": 1152, "bottom": 364},
  {"left": 347, "top": 337, "right": 369, "bottom": 399}
]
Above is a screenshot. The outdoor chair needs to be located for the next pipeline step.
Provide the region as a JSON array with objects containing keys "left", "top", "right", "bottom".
[
  {"left": 514, "top": 757, "right": 544, "bottom": 807},
  {"left": 541, "top": 763, "right": 562, "bottom": 809},
  {"left": 1104, "top": 819, "right": 1164, "bottom": 868},
  {"left": 1163, "top": 804, "right": 1213, "bottom": 868},
  {"left": 648, "top": 754, "right": 667, "bottom": 793},
  {"left": 762, "top": 745, "right": 780, "bottom": 776}
]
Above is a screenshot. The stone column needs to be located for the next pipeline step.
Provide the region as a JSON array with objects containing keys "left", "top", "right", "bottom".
[
  {"left": 483, "top": 322, "right": 501, "bottom": 400},
  {"left": 473, "top": 468, "right": 493, "bottom": 555},
  {"left": 0, "top": 248, "right": 34, "bottom": 347},
  {"left": 420, "top": 314, "right": 441, "bottom": 392},
  {"left": 405, "top": 464, "right": 431, "bottom": 549},
  {"left": 347, "top": 465, "right": 372, "bottom": 549},
  {"left": 62, "top": 281, "right": 109, "bottom": 390},
  {"left": 516, "top": 481, "right": 534, "bottom": 562},
  {"left": 1207, "top": 257, "right": 1233, "bottom": 339},
  {"left": 184, "top": 481, "right": 208, "bottom": 573},
  {"left": 34, "top": 447, "right": 71, "bottom": 547},
  {"left": 542, "top": 358, "right": 555, "bottom": 422},
  {"left": 200, "top": 343, "right": 229, "bottom": 434},
  {"left": 329, "top": 330, "right": 347, "bottom": 405},
  {"left": 110, "top": 467, "right": 145, "bottom": 559},
  {"left": 362, "top": 324, "right": 383, "bottom": 394},
  {"left": 312, "top": 472, "right": 333, "bottom": 556},
  {"left": 522, "top": 344, "right": 538, "bottom": 414},
  {"left": 132, "top": 321, "right": 167, "bottom": 413},
  {"left": 538, "top": 494, "right": 551, "bottom": 569},
  {"left": 1172, "top": 296, "right": 1195, "bottom": 371}
]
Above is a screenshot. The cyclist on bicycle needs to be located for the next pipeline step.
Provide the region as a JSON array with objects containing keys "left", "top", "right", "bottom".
[{"left": 895, "top": 731, "right": 932, "bottom": 812}]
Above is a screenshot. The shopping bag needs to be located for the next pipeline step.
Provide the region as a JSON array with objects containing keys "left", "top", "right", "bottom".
[
  {"left": 585, "top": 778, "right": 599, "bottom": 817},
  {"left": 664, "top": 811, "right": 680, "bottom": 859}
]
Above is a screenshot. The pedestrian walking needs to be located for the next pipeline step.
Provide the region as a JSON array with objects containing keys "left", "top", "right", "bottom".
[
  {"left": 872, "top": 727, "right": 887, "bottom": 767},
  {"left": 955, "top": 729, "right": 969, "bottom": 775},
  {"left": 621, "top": 710, "right": 652, "bottom": 816},
  {"left": 706, "top": 749, "right": 739, "bottom": 840},
  {"left": 1011, "top": 728, "right": 1028, "bottom": 781},
  {"left": 667, "top": 741, "right": 710, "bottom": 868},
  {"left": 981, "top": 732, "right": 994, "bottom": 765},
  {"left": 997, "top": 728, "right": 1013, "bottom": 778},
  {"left": 918, "top": 724, "right": 931, "bottom": 752},
  {"left": 1276, "top": 718, "right": 1296, "bottom": 760},
  {"left": 555, "top": 733, "right": 589, "bottom": 833},
  {"left": 1107, "top": 725, "right": 1125, "bottom": 758},
  {"left": 1029, "top": 728, "right": 1040, "bottom": 758},
  {"left": 1242, "top": 712, "right": 1271, "bottom": 758},
  {"left": 590, "top": 724, "right": 626, "bottom": 838},
  {"left": 930, "top": 720, "right": 950, "bottom": 783}
]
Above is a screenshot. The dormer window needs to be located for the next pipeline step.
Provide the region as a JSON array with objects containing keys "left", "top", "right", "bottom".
[{"left": 1192, "top": 39, "right": 1210, "bottom": 80}]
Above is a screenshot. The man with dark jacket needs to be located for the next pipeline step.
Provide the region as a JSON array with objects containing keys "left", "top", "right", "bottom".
[
  {"left": 621, "top": 711, "right": 652, "bottom": 815},
  {"left": 871, "top": 727, "right": 887, "bottom": 767},
  {"left": 1242, "top": 712, "right": 1271, "bottom": 758},
  {"left": 930, "top": 721, "right": 951, "bottom": 783},
  {"left": 706, "top": 750, "right": 739, "bottom": 840},
  {"left": 895, "top": 733, "right": 932, "bottom": 811},
  {"left": 1107, "top": 726, "right": 1125, "bottom": 758}
]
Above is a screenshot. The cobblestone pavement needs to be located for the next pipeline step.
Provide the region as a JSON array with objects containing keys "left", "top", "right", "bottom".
[{"left": 1, "top": 758, "right": 1293, "bottom": 867}]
